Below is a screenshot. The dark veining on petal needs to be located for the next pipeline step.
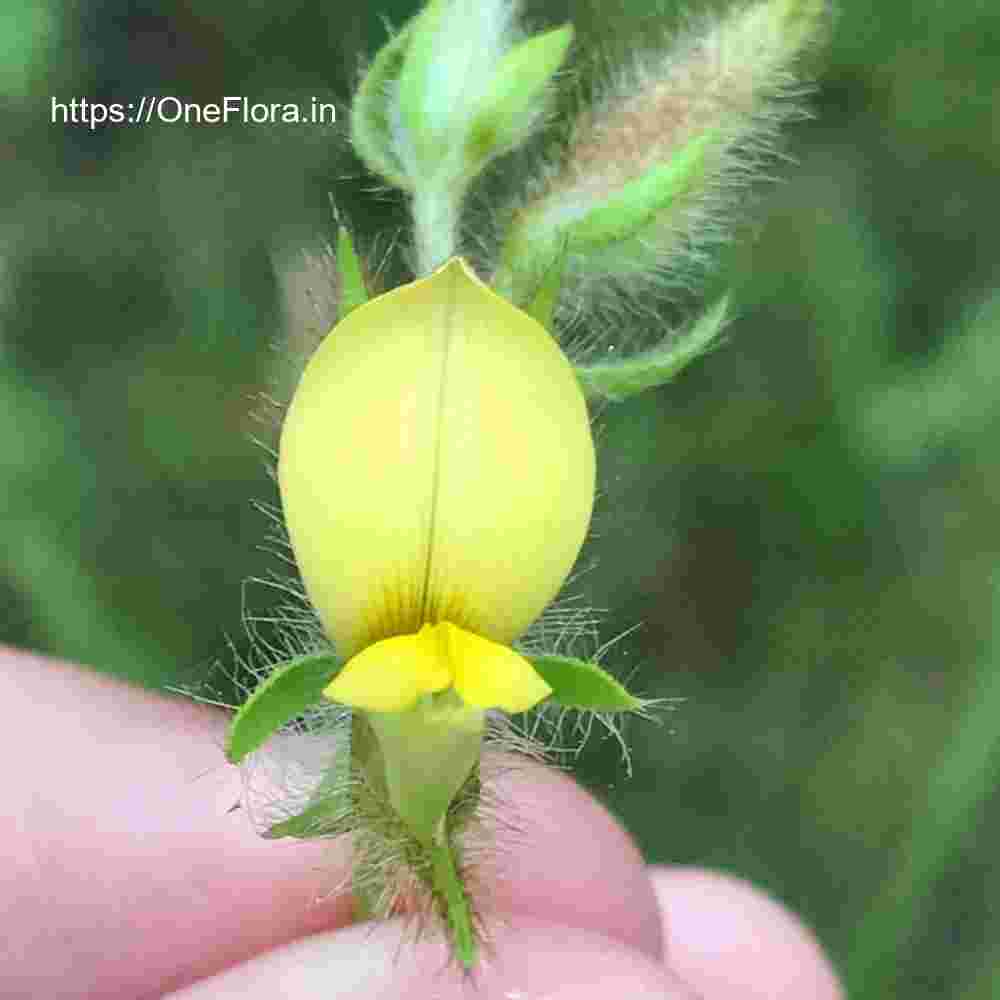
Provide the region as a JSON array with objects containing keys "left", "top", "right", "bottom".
[{"left": 419, "top": 263, "right": 460, "bottom": 627}]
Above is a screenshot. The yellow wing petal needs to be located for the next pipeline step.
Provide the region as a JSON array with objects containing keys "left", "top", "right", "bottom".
[
  {"left": 443, "top": 622, "right": 552, "bottom": 712},
  {"left": 324, "top": 628, "right": 452, "bottom": 712}
]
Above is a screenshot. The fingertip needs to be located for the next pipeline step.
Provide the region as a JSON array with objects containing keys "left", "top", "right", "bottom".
[
  {"left": 167, "top": 916, "right": 687, "bottom": 1000},
  {"left": 650, "top": 866, "right": 845, "bottom": 1000},
  {"left": 482, "top": 753, "right": 664, "bottom": 963},
  {"left": 0, "top": 648, "right": 355, "bottom": 997}
]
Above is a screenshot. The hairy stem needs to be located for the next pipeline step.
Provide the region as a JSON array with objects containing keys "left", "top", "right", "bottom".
[
  {"left": 412, "top": 181, "right": 461, "bottom": 274},
  {"left": 429, "top": 829, "right": 477, "bottom": 968}
]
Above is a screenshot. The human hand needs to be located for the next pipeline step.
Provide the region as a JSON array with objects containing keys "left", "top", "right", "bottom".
[{"left": 1, "top": 646, "right": 843, "bottom": 999}]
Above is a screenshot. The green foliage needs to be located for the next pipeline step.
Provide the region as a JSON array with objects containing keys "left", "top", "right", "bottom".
[
  {"left": 845, "top": 578, "right": 1000, "bottom": 998},
  {"left": 0, "top": 1, "right": 54, "bottom": 99}
]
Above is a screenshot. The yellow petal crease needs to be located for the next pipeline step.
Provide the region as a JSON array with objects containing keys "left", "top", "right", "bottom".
[
  {"left": 324, "top": 626, "right": 451, "bottom": 712},
  {"left": 324, "top": 621, "right": 552, "bottom": 713},
  {"left": 442, "top": 622, "right": 552, "bottom": 712}
]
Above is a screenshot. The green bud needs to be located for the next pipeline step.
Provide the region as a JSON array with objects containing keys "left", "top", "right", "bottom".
[
  {"left": 395, "top": 1, "right": 570, "bottom": 187},
  {"left": 493, "top": 0, "right": 829, "bottom": 314},
  {"left": 350, "top": 0, "right": 574, "bottom": 273}
]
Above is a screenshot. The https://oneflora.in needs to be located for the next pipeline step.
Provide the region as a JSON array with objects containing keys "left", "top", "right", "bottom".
[{"left": 221, "top": 0, "right": 829, "bottom": 973}]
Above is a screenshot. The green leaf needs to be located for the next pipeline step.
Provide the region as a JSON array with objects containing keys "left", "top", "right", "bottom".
[
  {"left": 576, "top": 295, "right": 730, "bottom": 402},
  {"left": 528, "top": 655, "right": 644, "bottom": 711},
  {"left": 465, "top": 25, "right": 574, "bottom": 173},
  {"left": 225, "top": 652, "right": 343, "bottom": 764},
  {"left": 336, "top": 226, "right": 369, "bottom": 319},
  {"left": 350, "top": 18, "right": 418, "bottom": 190}
]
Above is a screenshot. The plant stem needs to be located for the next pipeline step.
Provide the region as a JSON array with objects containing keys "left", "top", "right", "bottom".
[
  {"left": 412, "top": 181, "right": 460, "bottom": 274},
  {"left": 429, "top": 829, "right": 477, "bottom": 969}
]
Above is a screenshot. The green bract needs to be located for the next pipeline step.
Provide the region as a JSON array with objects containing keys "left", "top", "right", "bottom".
[
  {"left": 225, "top": 653, "right": 342, "bottom": 764},
  {"left": 464, "top": 25, "right": 574, "bottom": 174},
  {"left": 334, "top": 227, "right": 369, "bottom": 319},
  {"left": 350, "top": 17, "right": 417, "bottom": 190},
  {"left": 576, "top": 296, "right": 731, "bottom": 402},
  {"left": 495, "top": 131, "right": 718, "bottom": 306},
  {"left": 528, "top": 654, "right": 647, "bottom": 712}
]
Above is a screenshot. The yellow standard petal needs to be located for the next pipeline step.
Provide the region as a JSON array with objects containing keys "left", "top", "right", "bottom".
[
  {"left": 442, "top": 622, "right": 553, "bottom": 712},
  {"left": 278, "top": 258, "right": 595, "bottom": 660},
  {"left": 324, "top": 626, "right": 452, "bottom": 712}
]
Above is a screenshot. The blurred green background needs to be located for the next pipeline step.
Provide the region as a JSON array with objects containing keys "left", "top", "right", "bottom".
[{"left": 3, "top": 1, "right": 998, "bottom": 997}]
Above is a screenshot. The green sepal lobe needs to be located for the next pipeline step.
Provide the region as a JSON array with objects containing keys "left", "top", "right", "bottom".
[
  {"left": 576, "top": 295, "right": 730, "bottom": 402},
  {"left": 336, "top": 226, "right": 369, "bottom": 319},
  {"left": 350, "top": 18, "right": 418, "bottom": 190},
  {"left": 225, "top": 652, "right": 343, "bottom": 764},
  {"left": 528, "top": 654, "right": 644, "bottom": 711},
  {"left": 465, "top": 25, "right": 573, "bottom": 174}
]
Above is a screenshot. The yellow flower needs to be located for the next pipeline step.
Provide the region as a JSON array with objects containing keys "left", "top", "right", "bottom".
[{"left": 278, "top": 257, "right": 594, "bottom": 713}]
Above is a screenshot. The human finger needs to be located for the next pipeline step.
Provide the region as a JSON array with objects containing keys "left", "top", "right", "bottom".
[
  {"left": 166, "top": 915, "right": 688, "bottom": 1000},
  {"left": 650, "top": 866, "right": 845, "bottom": 999},
  {"left": 2, "top": 648, "right": 663, "bottom": 995}
]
